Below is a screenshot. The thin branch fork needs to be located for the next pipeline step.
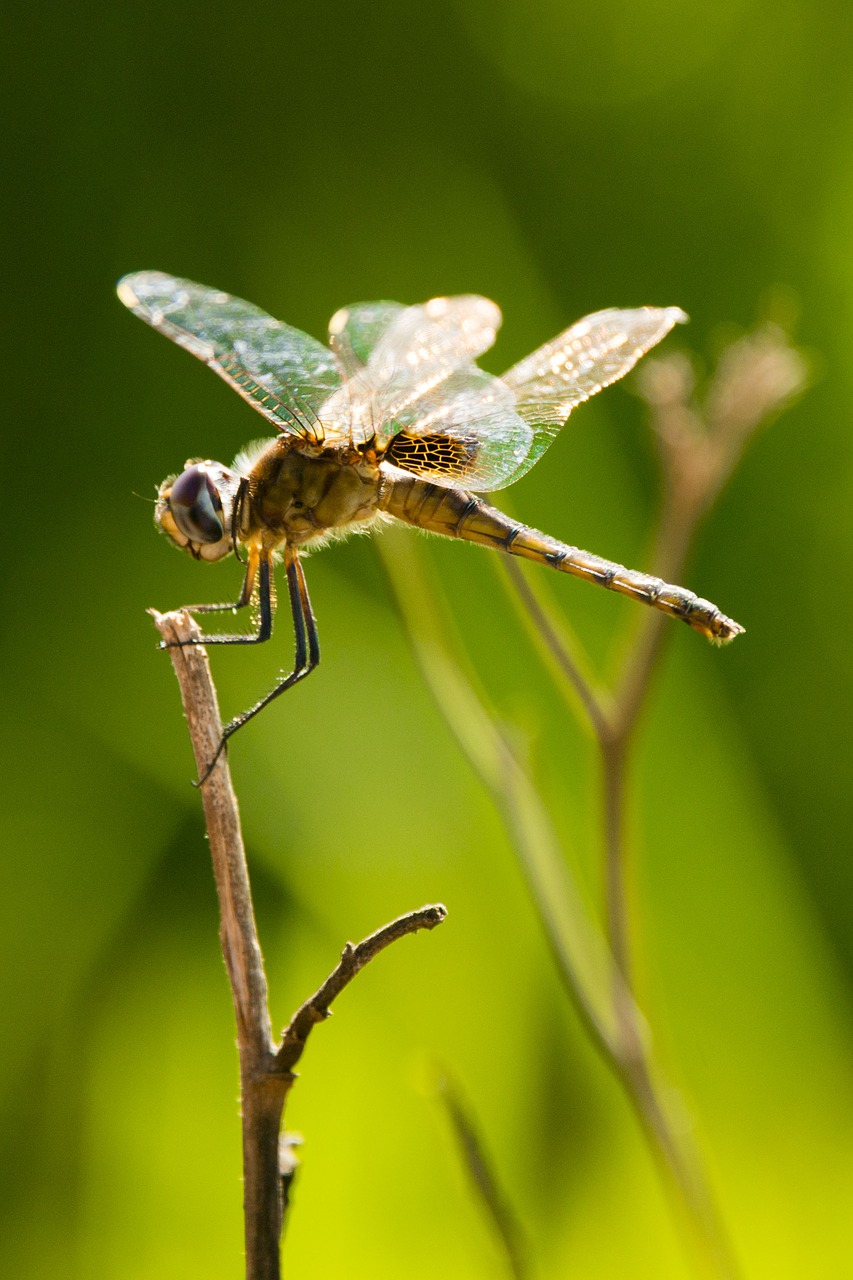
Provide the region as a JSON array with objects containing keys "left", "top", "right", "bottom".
[
  {"left": 278, "top": 905, "right": 447, "bottom": 1074},
  {"left": 150, "top": 608, "right": 446, "bottom": 1280}
]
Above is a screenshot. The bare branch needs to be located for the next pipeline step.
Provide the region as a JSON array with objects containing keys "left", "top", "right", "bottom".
[
  {"left": 152, "top": 607, "right": 448, "bottom": 1279},
  {"left": 277, "top": 904, "right": 447, "bottom": 1073},
  {"left": 151, "top": 607, "right": 282, "bottom": 1279},
  {"left": 150, "top": 608, "right": 275, "bottom": 1058}
]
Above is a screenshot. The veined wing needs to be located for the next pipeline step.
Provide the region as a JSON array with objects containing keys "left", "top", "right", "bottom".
[
  {"left": 384, "top": 365, "right": 533, "bottom": 490},
  {"left": 382, "top": 305, "right": 685, "bottom": 493},
  {"left": 495, "top": 306, "right": 687, "bottom": 488},
  {"left": 117, "top": 271, "right": 341, "bottom": 442},
  {"left": 327, "top": 300, "right": 407, "bottom": 378},
  {"left": 320, "top": 295, "right": 503, "bottom": 445}
]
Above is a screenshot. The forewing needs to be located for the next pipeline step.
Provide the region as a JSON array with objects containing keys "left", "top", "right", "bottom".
[
  {"left": 384, "top": 366, "right": 534, "bottom": 491},
  {"left": 319, "top": 295, "right": 503, "bottom": 445},
  {"left": 497, "top": 306, "right": 687, "bottom": 486},
  {"left": 117, "top": 271, "right": 341, "bottom": 441}
]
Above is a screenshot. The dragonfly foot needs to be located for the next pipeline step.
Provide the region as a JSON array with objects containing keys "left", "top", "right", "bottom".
[
  {"left": 193, "top": 735, "right": 228, "bottom": 788},
  {"left": 160, "top": 635, "right": 206, "bottom": 651}
]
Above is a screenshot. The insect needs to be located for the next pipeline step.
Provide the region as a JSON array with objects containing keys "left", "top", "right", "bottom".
[{"left": 118, "top": 272, "right": 743, "bottom": 776}]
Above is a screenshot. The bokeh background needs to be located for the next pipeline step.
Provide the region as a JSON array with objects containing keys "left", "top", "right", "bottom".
[{"left": 3, "top": 0, "right": 853, "bottom": 1276}]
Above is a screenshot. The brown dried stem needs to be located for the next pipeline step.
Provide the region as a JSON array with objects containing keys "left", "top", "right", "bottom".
[
  {"left": 385, "top": 322, "right": 805, "bottom": 1280},
  {"left": 515, "top": 325, "right": 803, "bottom": 1276},
  {"left": 152, "top": 609, "right": 284, "bottom": 1280},
  {"left": 151, "top": 608, "right": 446, "bottom": 1279}
]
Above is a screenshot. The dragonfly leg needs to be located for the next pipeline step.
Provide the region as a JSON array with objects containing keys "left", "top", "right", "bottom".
[
  {"left": 179, "top": 549, "right": 257, "bottom": 616},
  {"left": 179, "top": 589, "right": 252, "bottom": 617},
  {"left": 163, "top": 553, "right": 274, "bottom": 648},
  {"left": 195, "top": 549, "right": 319, "bottom": 785}
]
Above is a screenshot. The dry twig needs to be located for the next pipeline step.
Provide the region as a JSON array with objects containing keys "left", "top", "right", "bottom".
[{"left": 151, "top": 608, "right": 446, "bottom": 1279}]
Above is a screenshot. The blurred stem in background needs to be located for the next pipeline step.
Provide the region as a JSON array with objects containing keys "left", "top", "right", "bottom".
[
  {"left": 380, "top": 322, "right": 805, "bottom": 1280},
  {"left": 438, "top": 1070, "right": 533, "bottom": 1280}
]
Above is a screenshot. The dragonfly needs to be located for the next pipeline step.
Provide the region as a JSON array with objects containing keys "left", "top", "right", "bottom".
[{"left": 118, "top": 271, "right": 743, "bottom": 777}]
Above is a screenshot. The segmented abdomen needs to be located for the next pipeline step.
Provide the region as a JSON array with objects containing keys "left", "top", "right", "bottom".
[{"left": 380, "top": 472, "right": 744, "bottom": 643}]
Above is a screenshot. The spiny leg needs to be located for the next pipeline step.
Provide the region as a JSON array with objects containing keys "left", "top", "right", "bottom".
[
  {"left": 221, "top": 551, "right": 320, "bottom": 730},
  {"left": 164, "top": 552, "right": 274, "bottom": 649},
  {"left": 196, "top": 548, "right": 320, "bottom": 785},
  {"left": 177, "top": 572, "right": 254, "bottom": 616},
  {"left": 178, "top": 545, "right": 257, "bottom": 617},
  {"left": 295, "top": 549, "right": 320, "bottom": 671}
]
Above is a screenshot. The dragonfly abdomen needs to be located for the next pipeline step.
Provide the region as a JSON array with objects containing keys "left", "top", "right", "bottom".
[{"left": 381, "top": 471, "right": 743, "bottom": 643}]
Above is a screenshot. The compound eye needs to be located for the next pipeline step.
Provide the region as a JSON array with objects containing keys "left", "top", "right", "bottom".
[{"left": 168, "top": 465, "right": 225, "bottom": 544}]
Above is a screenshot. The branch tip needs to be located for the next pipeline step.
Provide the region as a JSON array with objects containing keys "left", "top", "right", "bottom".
[{"left": 277, "top": 904, "right": 448, "bottom": 1074}]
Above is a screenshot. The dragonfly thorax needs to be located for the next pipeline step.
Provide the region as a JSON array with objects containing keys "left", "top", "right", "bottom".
[{"left": 242, "top": 436, "right": 385, "bottom": 550}]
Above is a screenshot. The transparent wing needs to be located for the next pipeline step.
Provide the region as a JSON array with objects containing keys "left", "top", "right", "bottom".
[
  {"left": 382, "top": 304, "right": 686, "bottom": 492},
  {"left": 496, "top": 306, "right": 687, "bottom": 487},
  {"left": 320, "top": 295, "right": 503, "bottom": 445},
  {"left": 327, "top": 300, "right": 407, "bottom": 378},
  {"left": 117, "top": 271, "right": 342, "bottom": 442},
  {"left": 370, "top": 295, "right": 502, "bottom": 395},
  {"left": 383, "top": 366, "right": 534, "bottom": 491}
]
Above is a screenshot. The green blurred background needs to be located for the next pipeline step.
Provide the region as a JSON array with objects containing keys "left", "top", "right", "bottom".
[{"left": 3, "top": 0, "right": 853, "bottom": 1275}]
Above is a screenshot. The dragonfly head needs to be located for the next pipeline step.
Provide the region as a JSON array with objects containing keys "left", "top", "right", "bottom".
[{"left": 155, "top": 460, "right": 241, "bottom": 562}]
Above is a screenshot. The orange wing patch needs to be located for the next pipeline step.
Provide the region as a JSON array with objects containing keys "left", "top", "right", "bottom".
[{"left": 385, "top": 430, "right": 479, "bottom": 481}]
